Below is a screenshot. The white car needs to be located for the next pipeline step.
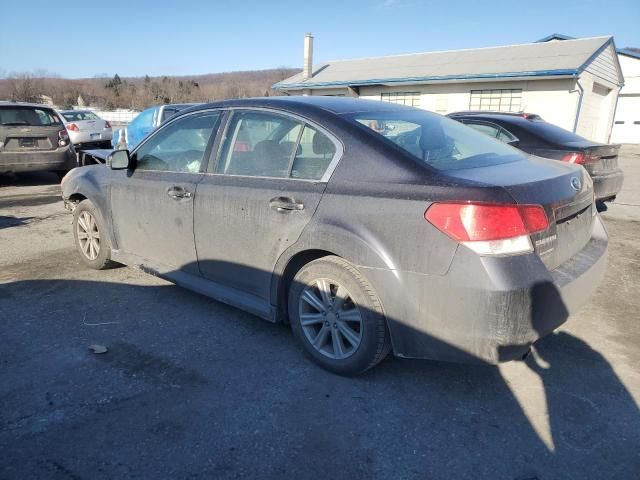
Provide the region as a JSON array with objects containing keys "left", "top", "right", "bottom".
[{"left": 58, "top": 110, "right": 113, "bottom": 150}]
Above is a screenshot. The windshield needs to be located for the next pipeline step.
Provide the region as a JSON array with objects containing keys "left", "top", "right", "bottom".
[
  {"left": 0, "top": 106, "right": 62, "bottom": 126},
  {"left": 61, "top": 111, "right": 100, "bottom": 122},
  {"left": 346, "top": 110, "right": 525, "bottom": 171}
]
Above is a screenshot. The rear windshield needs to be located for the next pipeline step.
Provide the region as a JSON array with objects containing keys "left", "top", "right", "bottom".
[
  {"left": 0, "top": 106, "right": 62, "bottom": 127},
  {"left": 61, "top": 111, "right": 100, "bottom": 121},
  {"left": 345, "top": 109, "right": 525, "bottom": 171},
  {"left": 524, "top": 119, "right": 589, "bottom": 144}
]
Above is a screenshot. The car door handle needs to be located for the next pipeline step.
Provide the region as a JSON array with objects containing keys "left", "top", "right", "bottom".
[
  {"left": 269, "top": 196, "right": 304, "bottom": 213},
  {"left": 167, "top": 186, "right": 192, "bottom": 200}
]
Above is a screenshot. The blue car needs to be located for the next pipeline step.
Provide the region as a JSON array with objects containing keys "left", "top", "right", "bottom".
[{"left": 113, "top": 103, "right": 199, "bottom": 150}]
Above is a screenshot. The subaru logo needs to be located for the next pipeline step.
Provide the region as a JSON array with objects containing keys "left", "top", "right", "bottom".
[{"left": 571, "top": 177, "right": 581, "bottom": 191}]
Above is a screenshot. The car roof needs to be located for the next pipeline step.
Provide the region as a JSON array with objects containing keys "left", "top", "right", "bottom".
[
  {"left": 185, "top": 96, "right": 416, "bottom": 116},
  {"left": 0, "top": 101, "right": 56, "bottom": 109}
]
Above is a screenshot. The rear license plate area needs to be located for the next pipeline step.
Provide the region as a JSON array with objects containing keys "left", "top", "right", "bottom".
[
  {"left": 90, "top": 133, "right": 101, "bottom": 140},
  {"left": 19, "top": 138, "right": 36, "bottom": 148}
]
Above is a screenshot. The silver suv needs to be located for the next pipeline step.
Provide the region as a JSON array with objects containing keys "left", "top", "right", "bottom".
[{"left": 0, "top": 102, "right": 77, "bottom": 178}]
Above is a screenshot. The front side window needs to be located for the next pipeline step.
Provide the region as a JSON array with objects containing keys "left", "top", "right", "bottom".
[
  {"left": 134, "top": 111, "right": 220, "bottom": 173},
  {"left": 348, "top": 110, "right": 525, "bottom": 171}
]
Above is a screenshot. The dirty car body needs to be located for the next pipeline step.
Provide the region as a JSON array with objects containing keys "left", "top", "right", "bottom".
[
  {"left": 61, "top": 97, "right": 607, "bottom": 369},
  {"left": 0, "top": 102, "right": 77, "bottom": 175}
]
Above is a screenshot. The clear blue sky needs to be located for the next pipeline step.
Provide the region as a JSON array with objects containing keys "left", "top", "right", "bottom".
[{"left": 1, "top": 0, "right": 638, "bottom": 78}]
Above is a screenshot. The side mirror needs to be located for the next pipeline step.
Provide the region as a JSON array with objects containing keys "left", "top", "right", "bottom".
[
  {"left": 108, "top": 149, "right": 131, "bottom": 170},
  {"left": 507, "top": 139, "right": 520, "bottom": 147}
]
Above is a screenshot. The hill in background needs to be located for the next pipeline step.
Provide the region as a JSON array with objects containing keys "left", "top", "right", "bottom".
[{"left": 0, "top": 68, "right": 300, "bottom": 110}]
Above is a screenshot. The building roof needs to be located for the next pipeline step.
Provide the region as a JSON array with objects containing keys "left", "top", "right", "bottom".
[
  {"left": 274, "top": 36, "right": 613, "bottom": 90},
  {"left": 617, "top": 48, "right": 640, "bottom": 59},
  {"left": 537, "top": 33, "right": 640, "bottom": 60}
]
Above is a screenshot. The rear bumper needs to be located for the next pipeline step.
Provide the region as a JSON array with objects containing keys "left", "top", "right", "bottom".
[
  {"left": 360, "top": 215, "right": 608, "bottom": 364},
  {"left": 69, "top": 131, "right": 113, "bottom": 145},
  {"left": 75, "top": 140, "right": 113, "bottom": 150},
  {"left": 0, "top": 147, "right": 77, "bottom": 173},
  {"left": 592, "top": 168, "right": 624, "bottom": 201}
]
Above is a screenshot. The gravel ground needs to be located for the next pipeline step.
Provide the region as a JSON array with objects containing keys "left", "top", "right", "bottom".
[{"left": 0, "top": 147, "right": 639, "bottom": 479}]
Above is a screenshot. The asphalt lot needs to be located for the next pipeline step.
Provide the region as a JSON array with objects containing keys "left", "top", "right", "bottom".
[{"left": 1, "top": 147, "right": 639, "bottom": 479}]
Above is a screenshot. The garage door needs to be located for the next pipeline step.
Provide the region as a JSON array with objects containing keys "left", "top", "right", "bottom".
[{"left": 611, "top": 95, "right": 640, "bottom": 144}]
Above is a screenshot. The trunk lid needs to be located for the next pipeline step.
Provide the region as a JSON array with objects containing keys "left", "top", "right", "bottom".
[
  {"left": 71, "top": 119, "right": 108, "bottom": 133},
  {"left": 582, "top": 144, "right": 620, "bottom": 176},
  {"left": 444, "top": 156, "right": 595, "bottom": 270},
  {"left": 0, "top": 124, "right": 62, "bottom": 152}
]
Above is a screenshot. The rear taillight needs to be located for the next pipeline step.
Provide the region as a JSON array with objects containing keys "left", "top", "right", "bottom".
[
  {"left": 104, "top": 120, "right": 111, "bottom": 129},
  {"left": 66, "top": 123, "right": 79, "bottom": 132},
  {"left": 560, "top": 152, "right": 588, "bottom": 165},
  {"left": 561, "top": 152, "right": 600, "bottom": 165},
  {"left": 425, "top": 202, "right": 549, "bottom": 255},
  {"left": 58, "top": 129, "right": 69, "bottom": 147}
]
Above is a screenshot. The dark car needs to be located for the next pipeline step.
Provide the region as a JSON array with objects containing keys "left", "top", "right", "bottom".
[
  {"left": 447, "top": 111, "right": 624, "bottom": 203},
  {"left": 61, "top": 97, "right": 607, "bottom": 375},
  {"left": 0, "top": 102, "right": 77, "bottom": 177}
]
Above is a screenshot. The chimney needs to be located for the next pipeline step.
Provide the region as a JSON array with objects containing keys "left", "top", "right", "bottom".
[{"left": 303, "top": 33, "right": 314, "bottom": 80}]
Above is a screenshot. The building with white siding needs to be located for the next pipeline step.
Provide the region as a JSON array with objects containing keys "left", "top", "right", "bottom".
[
  {"left": 611, "top": 49, "right": 640, "bottom": 144},
  {"left": 274, "top": 35, "right": 624, "bottom": 144}
]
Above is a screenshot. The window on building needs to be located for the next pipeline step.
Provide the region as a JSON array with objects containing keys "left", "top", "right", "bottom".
[
  {"left": 469, "top": 89, "right": 522, "bottom": 112},
  {"left": 380, "top": 92, "right": 421, "bottom": 107}
]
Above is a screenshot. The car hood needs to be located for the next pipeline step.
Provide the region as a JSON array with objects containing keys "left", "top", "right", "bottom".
[{"left": 81, "top": 148, "right": 113, "bottom": 162}]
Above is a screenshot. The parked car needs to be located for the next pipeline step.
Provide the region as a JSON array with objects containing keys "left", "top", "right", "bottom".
[
  {"left": 447, "top": 111, "right": 624, "bottom": 203},
  {"left": 113, "top": 103, "right": 199, "bottom": 150},
  {"left": 58, "top": 110, "right": 113, "bottom": 150},
  {"left": 61, "top": 97, "right": 607, "bottom": 375},
  {"left": 0, "top": 102, "right": 77, "bottom": 178}
]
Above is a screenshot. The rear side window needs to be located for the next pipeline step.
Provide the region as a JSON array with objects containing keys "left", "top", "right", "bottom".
[
  {"left": 161, "top": 108, "right": 180, "bottom": 123},
  {"left": 291, "top": 125, "right": 336, "bottom": 180},
  {"left": 348, "top": 110, "right": 524, "bottom": 171},
  {"left": 217, "top": 111, "right": 338, "bottom": 180},
  {"left": 217, "top": 111, "right": 302, "bottom": 178},
  {"left": 0, "top": 107, "right": 61, "bottom": 127},
  {"left": 466, "top": 122, "right": 501, "bottom": 138}
]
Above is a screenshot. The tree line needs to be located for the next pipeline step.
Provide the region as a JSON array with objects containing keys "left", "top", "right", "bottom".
[{"left": 0, "top": 67, "right": 299, "bottom": 110}]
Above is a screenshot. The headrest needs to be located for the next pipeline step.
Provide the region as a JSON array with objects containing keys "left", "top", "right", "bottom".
[
  {"left": 312, "top": 132, "right": 335, "bottom": 155},
  {"left": 419, "top": 124, "right": 448, "bottom": 152}
]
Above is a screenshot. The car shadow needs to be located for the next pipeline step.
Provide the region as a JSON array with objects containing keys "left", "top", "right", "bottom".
[
  {"left": 0, "top": 215, "right": 34, "bottom": 229},
  {"left": 0, "top": 172, "right": 61, "bottom": 187},
  {"left": 0, "top": 259, "right": 638, "bottom": 479}
]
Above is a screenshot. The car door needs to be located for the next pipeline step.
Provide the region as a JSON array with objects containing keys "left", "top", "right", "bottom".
[
  {"left": 110, "top": 110, "right": 222, "bottom": 273},
  {"left": 194, "top": 109, "right": 341, "bottom": 312}
]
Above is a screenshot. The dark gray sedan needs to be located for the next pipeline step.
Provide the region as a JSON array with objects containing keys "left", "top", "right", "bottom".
[{"left": 61, "top": 97, "right": 607, "bottom": 375}]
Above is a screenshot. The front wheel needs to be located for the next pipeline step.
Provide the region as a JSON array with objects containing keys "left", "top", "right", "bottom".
[
  {"left": 72, "top": 200, "right": 113, "bottom": 269},
  {"left": 288, "top": 256, "right": 391, "bottom": 375}
]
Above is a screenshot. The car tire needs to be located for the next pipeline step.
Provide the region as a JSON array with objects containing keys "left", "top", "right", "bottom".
[
  {"left": 288, "top": 255, "right": 392, "bottom": 375},
  {"left": 72, "top": 199, "right": 114, "bottom": 270}
]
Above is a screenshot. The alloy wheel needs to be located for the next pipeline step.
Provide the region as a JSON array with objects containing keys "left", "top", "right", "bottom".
[
  {"left": 298, "top": 278, "right": 363, "bottom": 359},
  {"left": 77, "top": 211, "right": 100, "bottom": 261}
]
